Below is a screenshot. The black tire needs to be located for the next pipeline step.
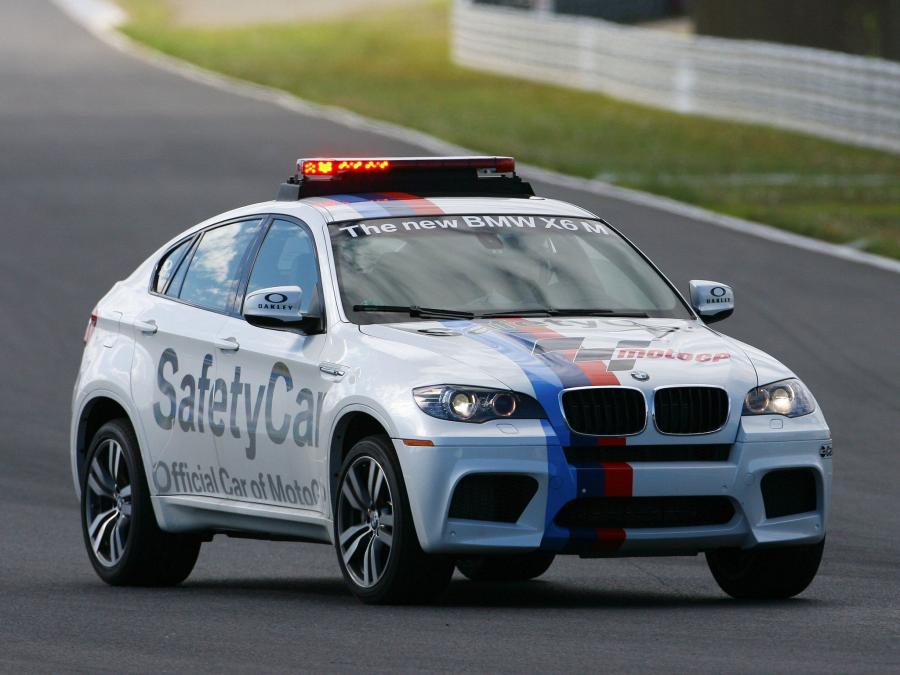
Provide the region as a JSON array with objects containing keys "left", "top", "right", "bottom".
[
  {"left": 706, "top": 539, "right": 825, "bottom": 600},
  {"left": 334, "top": 435, "right": 454, "bottom": 604},
  {"left": 81, "top": 419, "right": 201, "bottom": 586},
  {"left": 456, "top": 552, "right": 555, "bottom": 582}
]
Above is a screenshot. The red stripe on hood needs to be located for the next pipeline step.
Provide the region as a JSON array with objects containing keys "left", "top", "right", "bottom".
[
  {"left": 575, "top": 359, "right": 619, "bottom": 386},
  {"left": 499, "top": 318, "right": 621, "bottom": 386}
]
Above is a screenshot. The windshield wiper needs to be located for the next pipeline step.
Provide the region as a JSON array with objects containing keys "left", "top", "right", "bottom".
[
  {"left": 548, "top": 309, "right": 650, "bottom": 318},
  {"left": 478, "top": 308, "right": 650, "bottom": 318},
  {"left": 353, "top": 305, "right": 650, "bottom": 320},
  {"left": 352, "top": 305, "right": 475, "bottom": 320},
  {"left": 477, "top": 309, "right": 554, "bottom": 318}
]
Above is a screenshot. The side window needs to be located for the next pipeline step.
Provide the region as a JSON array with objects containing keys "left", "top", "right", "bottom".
[
  {"left": 178, "top": 219, "right": 262, "bottom": 313},
  {"left": 153, "top": 238, "right": 192, "bottom": 294},
  {"left": 246, "top": 219, "right": 320, "bottom": 310}
]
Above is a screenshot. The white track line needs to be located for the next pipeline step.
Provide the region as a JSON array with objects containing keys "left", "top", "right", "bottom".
[{"left": 52, "top": 0, "right": 900, "bottom": 275}]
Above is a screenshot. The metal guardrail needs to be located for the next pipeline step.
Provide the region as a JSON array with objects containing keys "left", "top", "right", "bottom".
[{"left": 452, "top": 0, "right": 900, "bottom": 153}]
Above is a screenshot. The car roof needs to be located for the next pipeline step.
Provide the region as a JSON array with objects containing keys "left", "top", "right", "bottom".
[
  {"left": 134, "top": 192, "right": 605, "bottom": 292},
  {"left": 216, "top": 195, "right": 599, "bottom": 227},
  {"left": 160, "top": 195, "right": 602, "bottom": 262},
  {"left": 300, "top": 195, "right": 598, "bottom": 223}
]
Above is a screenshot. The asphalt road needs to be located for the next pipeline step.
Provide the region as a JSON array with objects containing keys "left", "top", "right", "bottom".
[{"left": 2, "top": 1, "right": 899, "bottom": 672}]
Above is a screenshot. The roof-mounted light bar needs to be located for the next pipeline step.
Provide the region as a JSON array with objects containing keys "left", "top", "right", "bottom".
[
  {"left": 276, "top": 155, "right": 532, "bottom": 200},
  {"left": 297, "top": 156, "right": 516, "bottom": 180}
]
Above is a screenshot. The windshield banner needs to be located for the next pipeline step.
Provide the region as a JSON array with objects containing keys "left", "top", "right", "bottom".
[{"left": 334, "top": 215, "right": 611, "bottom": 239}]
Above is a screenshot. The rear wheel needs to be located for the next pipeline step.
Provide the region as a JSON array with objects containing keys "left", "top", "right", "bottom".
[
  {"left": 334, "top": 435, "right": 453, "bottom": 604},
  {"left": 706, "top": 539, "right": 825, "bottom": 599},
  {"left": 457, "top": 552, "right": 555, "bottom": 582},
  {"left": 81, "top": 419, "right": 201, "bottom": 586}
]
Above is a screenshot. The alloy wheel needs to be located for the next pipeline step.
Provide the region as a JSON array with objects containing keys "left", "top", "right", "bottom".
[
  {"left": 337, "top": 456, "right": 394, "bottom": 588},
  {"left": 84, "top": 439, "right": 132, "bottom": 567}
]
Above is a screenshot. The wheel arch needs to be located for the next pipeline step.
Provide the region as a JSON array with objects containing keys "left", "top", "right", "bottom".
[
  {"left": 72, "top": 390, "right": 141, "bottom": 499},
  {"left": 328, "top": 406, "right": 395, "bottom": 510}
]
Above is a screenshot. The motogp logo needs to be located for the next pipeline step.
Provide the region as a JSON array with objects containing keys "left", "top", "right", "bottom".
[{"left": 532, "top": 337, "right": 730, "bottom": 371}]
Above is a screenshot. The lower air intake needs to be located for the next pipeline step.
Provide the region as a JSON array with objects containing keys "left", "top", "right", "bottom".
[
  {"left": 564, "top": 444, "right": 732, "bottom": 463},
  {"left": 449, "top": 474, "right": 538, "bottom": 523},
  {"left": 554, "top": 496, "right": 735, "bottom": 529},
  {"left": 761, "top": 468, "right": 817, "bottom": 518}
]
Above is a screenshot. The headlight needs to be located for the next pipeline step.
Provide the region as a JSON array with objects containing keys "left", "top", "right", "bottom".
[
  {"left": 413, "top": 385, "right": 545, "bottom": 423},
  {"left": 742, "top": 378, "right": 816, "bottom": 418}
]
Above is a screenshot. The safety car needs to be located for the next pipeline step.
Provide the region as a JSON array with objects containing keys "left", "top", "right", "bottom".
[{"left": 72, "top": 156, "right": 831, "bottom": 603}]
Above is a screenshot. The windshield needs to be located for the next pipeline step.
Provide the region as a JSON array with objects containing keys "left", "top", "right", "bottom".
[{"left": 329, "top": 214, "right": 692, "bottom": 323}]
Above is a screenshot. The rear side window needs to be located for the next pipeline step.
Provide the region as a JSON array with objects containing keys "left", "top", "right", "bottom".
[
  {"left": 153, "top": 238, "right": 192, "bottom": 294},
  {"left": 178, "top": 219, "right": 262, "bottom": 313}
]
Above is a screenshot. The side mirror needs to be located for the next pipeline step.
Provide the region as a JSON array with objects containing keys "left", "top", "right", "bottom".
[
  {"left": 689, "top": 280, "right": 734, "bottom": 324},
  {"left": 242, "top": 285, "right": 322, "bottom": 333}
]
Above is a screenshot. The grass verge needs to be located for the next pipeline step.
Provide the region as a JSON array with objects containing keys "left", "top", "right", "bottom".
[{"left": 119, "top": 0, "right": 900, "bottom": 259}]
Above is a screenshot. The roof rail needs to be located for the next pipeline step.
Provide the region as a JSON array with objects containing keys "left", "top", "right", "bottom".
[{"left": 276, "top": 156, "right": 534, "bottom": 200}]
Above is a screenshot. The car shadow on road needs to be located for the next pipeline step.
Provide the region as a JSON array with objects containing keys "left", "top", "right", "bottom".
[
  {"left": 166, "top": 577, "right": 823, "bottom": 611},
  {"left": 439, "top": 581, "right": 823, "bottom": 610}
]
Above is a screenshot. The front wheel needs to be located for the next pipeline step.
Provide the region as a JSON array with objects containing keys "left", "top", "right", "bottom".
[
  {"left": 81, "top": 419, "right": 201, "bottom": 586},
  {"left": 457, "top": 552, "right": 555, "bottom": 582},
  {"left": 334, "top": 436, "right": 453, "bottom": 604},
  {"left": 706, "top": 539, "right": 825, "bottom": 599}
]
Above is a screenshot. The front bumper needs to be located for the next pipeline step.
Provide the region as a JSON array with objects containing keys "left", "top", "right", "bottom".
[{"left": 395, "top": 419, "right": 832, "bottom": 556}]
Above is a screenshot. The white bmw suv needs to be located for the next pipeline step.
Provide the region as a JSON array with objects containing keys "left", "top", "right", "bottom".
[{"left": 72, "top": 157, "right": 832, "bottom": 604}]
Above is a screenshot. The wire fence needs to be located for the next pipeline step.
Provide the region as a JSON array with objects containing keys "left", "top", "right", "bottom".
[{"left": 452, "top": 0, "right": 900, "bottom": 153}]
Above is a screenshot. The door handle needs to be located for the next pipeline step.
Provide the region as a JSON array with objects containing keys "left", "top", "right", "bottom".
[
  {"left": 319, "top": 362, "right": 346, "bottom": 378},
  {"left": 214, "top": 337, "right": 240, "bottom": 352},
  {"left": 134, "top": 319, "right": 158, "bottom": 335}
]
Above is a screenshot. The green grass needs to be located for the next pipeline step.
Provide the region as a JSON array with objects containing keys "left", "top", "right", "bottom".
[{"left": 119, "top": 0, "right": 900, "bottom": 259}]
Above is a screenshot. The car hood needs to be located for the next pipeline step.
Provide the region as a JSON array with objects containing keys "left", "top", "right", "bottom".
[{"left": 360, "top": 316, "right": 762, "bottom": 393}]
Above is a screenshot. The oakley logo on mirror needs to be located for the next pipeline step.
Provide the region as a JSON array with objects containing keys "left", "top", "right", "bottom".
[
  {"left": 243, "top": 285, "right": 305, "bottom": 326},
  {"left": 689, "top": 280, "right": 734, "bottom": 324},
  {"left": 264, "top": 292, "right": 288, "bottom": 305}
]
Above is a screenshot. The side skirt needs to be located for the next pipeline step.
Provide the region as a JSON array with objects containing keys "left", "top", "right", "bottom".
[{"left": 153, "top": 495, "right": 334, "bottom": 544}]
